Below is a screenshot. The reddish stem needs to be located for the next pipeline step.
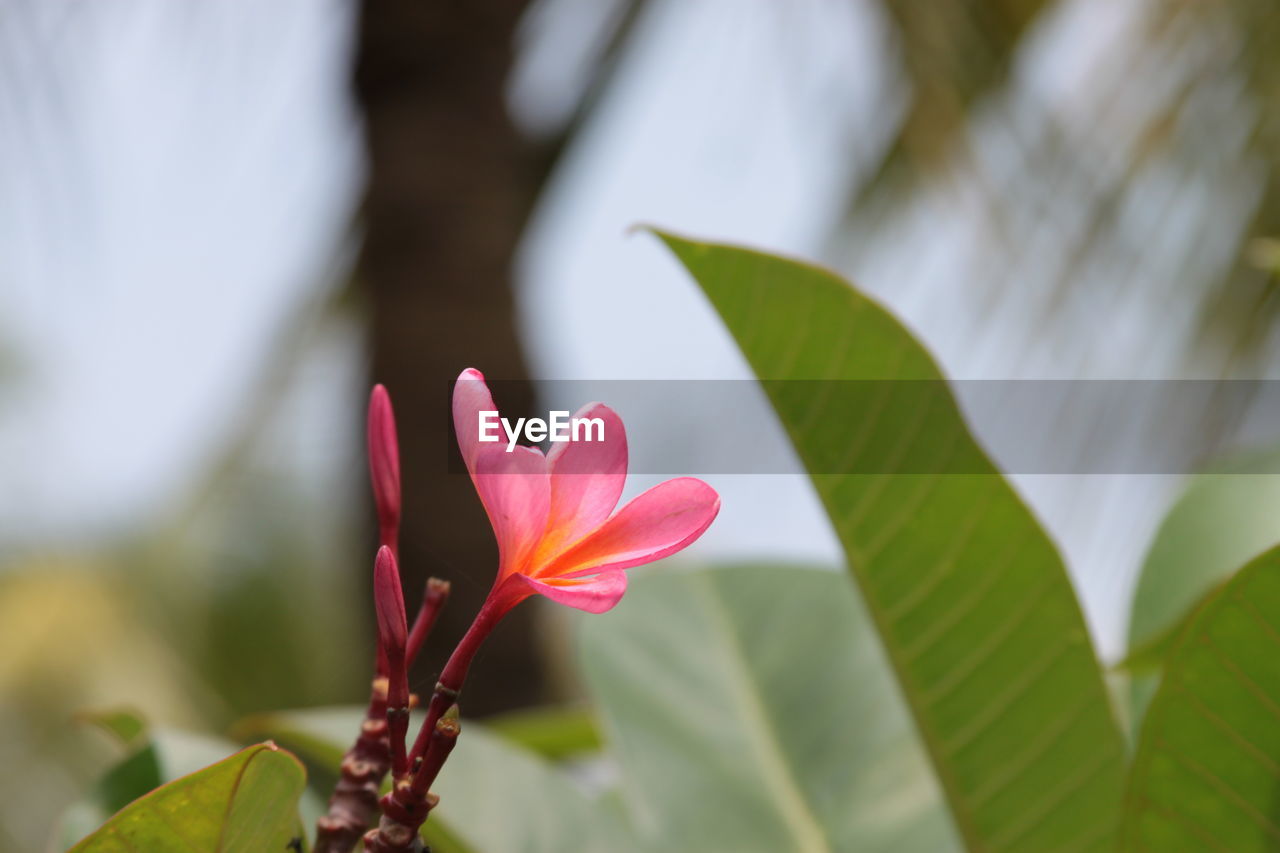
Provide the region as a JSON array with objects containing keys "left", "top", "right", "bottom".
[
  {"left": 314, "top": 680, "right": 394, "bottom": 853},
  {"left": 386, "top": 652, "right": 410, "bottom": 778},
  {"left": 364, "top": 712, "right": 460, "bottom": 853},
  {"left": 314, "top": 576, "right": 449, "bottom": 849},
  {"left": 406, "top": 585, "right": 516, "bottom": 767},
  {"left": 406, "top": 578, "right": 450, "bottom": 668}
]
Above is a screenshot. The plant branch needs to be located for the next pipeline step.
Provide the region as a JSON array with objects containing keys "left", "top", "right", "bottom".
[
  {"left": 317, "top": 576, "right": 450, "bottom": 850},
  {"left": 364, "top": 709, "right": 461, "bottom": 853},
  {"left": 314, "top": 679, "right": 394, "bottom": 853}
]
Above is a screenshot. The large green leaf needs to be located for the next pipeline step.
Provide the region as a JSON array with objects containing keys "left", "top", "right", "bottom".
[
  {"left": 68, "top": 742, "right": 307, "bottom": 853},
  {"left": 656, "top": 231, "right": 1126, "bottom": 851},
  {"left": 240, "top": 707, "right": 633, "bottom": 853},
  {"left": 580, "top": 564, "right": 957, "bottom": 853},
  {"left": 1121, "top": 546, "right": 1280, "bottom": 850},
  {"left": 1125, "top": 450, "right": 1280, "bottom": 726}
]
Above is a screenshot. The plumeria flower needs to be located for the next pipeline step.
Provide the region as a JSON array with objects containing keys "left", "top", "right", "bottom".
[
  {"left": 452, "top": 367, "right": 720, "bottom": 615},
  {"left": 404, "top": 368, "right": 720, "bottom": 794}
]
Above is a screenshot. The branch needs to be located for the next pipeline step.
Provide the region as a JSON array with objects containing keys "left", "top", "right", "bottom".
[
  {"left": 364, "top": 707, "right": 461, "bottom": 853},
  {"left": 317, "top": 573, "right": 450, "bottom": 851},
  {"left": 314, "top": 679, "right": 393, "bottom": 853}
]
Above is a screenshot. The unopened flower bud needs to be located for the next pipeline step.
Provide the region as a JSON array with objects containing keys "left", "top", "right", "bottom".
[
  {"left": 368, "top": 384, "right": 401, "bottom": 550},
  {"left": 373, "top": 546, "right": 408, "bottom": 670}
]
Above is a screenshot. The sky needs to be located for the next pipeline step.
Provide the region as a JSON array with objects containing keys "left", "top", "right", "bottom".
[{"left": 0, "top": 0, "right": 362, "bottom": 544}]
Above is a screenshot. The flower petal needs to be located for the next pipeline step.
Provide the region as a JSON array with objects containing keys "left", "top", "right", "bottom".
[
  {"left": 473, "top": 444, "right": 550, "bottom": 577},
  {"left": 533, "top": 403, "right": 628, "bottom": 567},
  {"left": 539, "top": 477, "right": 720, "bottom": 578},
  {"left": 452, "top": 367, "right": 500, "bottom": 477},
  {"left": 515, "top": 569, "right": 627, "bottom": 614}
]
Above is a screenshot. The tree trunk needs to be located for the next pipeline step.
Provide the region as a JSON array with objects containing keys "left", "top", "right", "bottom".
[{"left": 353, "top": 0, "right": 542, "bottom": 716}]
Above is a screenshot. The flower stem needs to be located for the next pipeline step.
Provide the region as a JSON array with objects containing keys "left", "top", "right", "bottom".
[
  {"left": 406, "top": 578, "right": 450, "bottom": 668},
  {"left": 406, "top": 587, "right": 512, "bottom": 766},
  {"left": 386, "top": 653, "right": 410, "bottom": 778}
]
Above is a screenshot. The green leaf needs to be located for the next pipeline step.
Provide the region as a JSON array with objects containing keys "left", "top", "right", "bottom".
[
  {"left": 73, "top": 707, "right": 164, "bottom": 817},
  {"left": 68, "top": 742, "right": 307, "bottom": 853},
  {"left": 239, "top": 706, "right": 634, "bottom": 853},
  {"left": 56, "top": 711, "right": 257, "bottom": 850},
  {"left": 581, "top": 564, "right": 957, "bottom": 852},
  {"left": 1128, "top": 462, "right": 1280, "bottom": 650},
  {"left": 655, "top": 231, "right": 1126, "bottom": 851},
  {"left": 1121, "top": 546, "right": 1280, "bottom": 850},
  {"left": 1126, "top": 450, "right": 1280, "bottom": 725},
  {"left": 94, "top": 744, "right": 165, "bottom": 814},
  {"left": 1113, "top": 625, "right": 1181, "bottom": 678}
]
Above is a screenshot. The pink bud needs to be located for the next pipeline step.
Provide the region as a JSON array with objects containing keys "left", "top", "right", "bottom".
[
  {"left": 373, "top": 546, "right": 408, "bottom": 663},
  {"left": 368, "top": 384, "right": 401, "bottom": 552}
]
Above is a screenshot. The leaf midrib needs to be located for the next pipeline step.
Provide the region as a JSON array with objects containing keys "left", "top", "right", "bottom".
[{"left": 693, "top": 573, "right": 833, "bottom": 853}]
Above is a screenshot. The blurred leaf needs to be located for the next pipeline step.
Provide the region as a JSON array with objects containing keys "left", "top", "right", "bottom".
[
  {"left": 580, "top": 564, "right": 957, "bottom": 852},
  {"left": 656, "top": 231, "right": 1126, "bottom": 851},
  {"left": 75, "top": 710, "right": 246, "bottom": 823},
  {"left": 67, "top": 742, "right": 307, "bottom": 853},
  {"left": 93, "top": 745, "right": 164, "bottom": 815},
  {"left": 55, "top": 715, "right": 261, "bottom": 851},
  {"left": 431, "top": 719, "right": 631, "bottom": 853},
  {"left": 485, "top": 706, "right": 602, "bottom": 759},
  {"left": 1248, "top": 237, "right": 1280, "bottom": 275},
  {"left": 1126, "top": 450, "right": 1280, "bottom": 727},
  {"left": 1128, "top": 452, "right": 1280, "bottom": 652},
  {"left": 1113, "top": 625, "right": 1182, "bottom": 678},
  {"left": 1121, "top": 545, "right": 1280, "bottom": 851},
  {"left": 74, "top": 708, "right": 165, "bottom": 816},
  {"left": 78, "top": 708, "right": 149, "bottom": 748},
  {"left": 236, "top": 706, "right": 633, "bottom": 853},
  {"left": 231, "top": 707, "right": 356, "bottom": 771},
  {"left": 151, "top": 729, "right": 258, "bottom": 783}
]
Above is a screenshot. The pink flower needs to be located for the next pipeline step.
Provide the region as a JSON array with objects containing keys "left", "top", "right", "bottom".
[
  {"left": 453, "top": 367, "right": 720, "bottom": 614},
  {"left": 406, "top": 369, "right": 719, "bottom": 779}
]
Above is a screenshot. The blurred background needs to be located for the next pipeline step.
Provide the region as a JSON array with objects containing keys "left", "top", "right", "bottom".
[{"left": 2, "top": 0, "right": 1278, "bottom": 848}]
